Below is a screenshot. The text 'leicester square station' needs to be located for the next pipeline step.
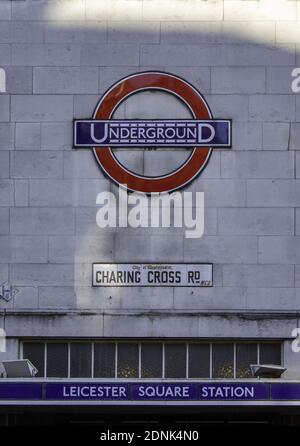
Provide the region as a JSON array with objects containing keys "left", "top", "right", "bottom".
[{"left": 0, "top": 0, "right": 300, "bottom": 427}]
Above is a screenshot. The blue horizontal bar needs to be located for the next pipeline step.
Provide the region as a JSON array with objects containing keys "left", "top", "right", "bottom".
[
  {"left": 0, "top": 381, "right": 274, "bottom": 402},
  {"left": 74, "top": 119, "right": 231, "bottom": 148}
]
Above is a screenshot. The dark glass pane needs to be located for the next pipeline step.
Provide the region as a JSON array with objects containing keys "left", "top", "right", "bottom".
[
  {"left": 70, "top": 343, "right": 92, "bottom": 377},
  {"left": 47, "top": 343, "right": 68, "bottom": 378},
  {"left": 165, "top": 344, "right": 186, "bottom": 378},
  {"left": 117, "top": 343, "right": 139, "bottom": 378},
  {"left": 94, "top": 343, "right": 115, "bottom": 378},
  {"left": 212, "top": 344, "right": 234, "bottom": 378},
  {"left": 236, "top": 343, "right": 257, "bottom": 378},
  {"left": 188, "top": 344, "right": 210, "bottom": 378},
  {"left": 141, "top": 344, "right": 162, "bottom": 378},
  {"left": 260, "top": 343, "right": 281, "bottom": 365},
  {"left": 23, "top": 343, "right": 44, "bottom": 377}
]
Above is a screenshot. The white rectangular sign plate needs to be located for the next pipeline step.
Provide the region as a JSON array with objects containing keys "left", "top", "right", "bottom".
[{"left": 92, "top": 263, "right": 213, "bottom": 287}]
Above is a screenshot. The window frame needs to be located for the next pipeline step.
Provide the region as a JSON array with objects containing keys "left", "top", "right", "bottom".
[{"left": 21, "top": 340, "right": 282, "bottom": 380}]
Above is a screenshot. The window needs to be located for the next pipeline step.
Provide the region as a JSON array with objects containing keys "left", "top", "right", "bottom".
[
  {"left": 188, "top": 343, "right": 210, "bottom": 378},
  {"left": 70, "top": 343, "right": 92, "bottom": 378},
  {"left": 141, "top": 343, "right": 162, "bottom": 378},
  {"left": 236, "top": 343, "right": 257, "bottom": 378},
  {"left": 117, "top": 343, "right": 139, "bottom": 378},
  {"left": 47, "top": 343, "right": 68, "bottom": 378},
  {"left": 212, "top": 343, "right": 234, "bottom": 378},
  {"left": 21, "top": 340, "right": 282, "bottom": 379},
  {"left": 260, "top": 343, "right": 281, "bottom": 365},
  {"left": 22, "top": 342, "right": 44, "bottom": 377},
  {"left": 94, "top": 343, "right": 115, "bottom": 378},
  {"left": 165, "top": 344, "right": 186, "bottom": 378}
]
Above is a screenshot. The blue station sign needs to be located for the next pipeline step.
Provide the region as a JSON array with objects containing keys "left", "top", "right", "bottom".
[
  {"left": 1, "top": 381, "right": 300, "bottom": 404},
  {"left": 74, "top": 119, "right": 231, "bottom": 148}
]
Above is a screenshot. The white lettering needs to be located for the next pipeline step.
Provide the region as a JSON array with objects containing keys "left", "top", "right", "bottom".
[
  {"left": 200, "top": 385, "right": 255, "bottom": 399},
  {"left": 96, "top": 192, "right": 116, "bottom": 228},
  {"left": 0, "top": 68, "right": 6, "bottom": 93},
  {"left": 198, "top": 123, "right": 215, "bottom": 143},
  {"left": 291, "top": 68, "right": 300, "bottom": 93},
  {"left": 120, "top": 127, "right": 130, "bottom": 139},
  {"left": 184, "top": 192, "right": 204, "bottom": 238},
  {"left": 138, "top": 385, "right": 190, "bottom": 398},
  {"left": 90, "top": 122, "right": 108, "bottom": 143},
  {"left": 0, "top": 328, "right": 6, "bottom": 353},
  {"left": 128, "top": 192, "right": 149, "bottom": 228},
  {"left": 96, "top": 185, "right": 205, "bottom": 239},
  {"left": 291, "top": 328, "right": 300, "bottom": 353}
]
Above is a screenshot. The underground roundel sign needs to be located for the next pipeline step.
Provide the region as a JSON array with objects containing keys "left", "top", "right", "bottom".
[{"left": 74, "top": 71, "right": 231, "bottom": 193}]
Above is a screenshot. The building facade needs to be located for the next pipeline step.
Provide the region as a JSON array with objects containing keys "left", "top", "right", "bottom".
[{"left": 0, "top": 0, "right": 300, "bottom": 425}]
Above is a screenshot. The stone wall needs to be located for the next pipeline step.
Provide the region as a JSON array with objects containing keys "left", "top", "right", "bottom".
[{"left": 0, "top": 0, "right": 299, "bottom": 375}]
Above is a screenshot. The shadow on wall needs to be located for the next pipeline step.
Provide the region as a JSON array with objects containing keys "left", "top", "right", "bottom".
[{"left": 9, "top": 0, "right": 300, "bottom": 47}]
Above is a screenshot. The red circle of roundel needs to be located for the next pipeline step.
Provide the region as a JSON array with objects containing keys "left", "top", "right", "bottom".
[{"left": 93, "top": 72, "right": 212, "bottom": 193}]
